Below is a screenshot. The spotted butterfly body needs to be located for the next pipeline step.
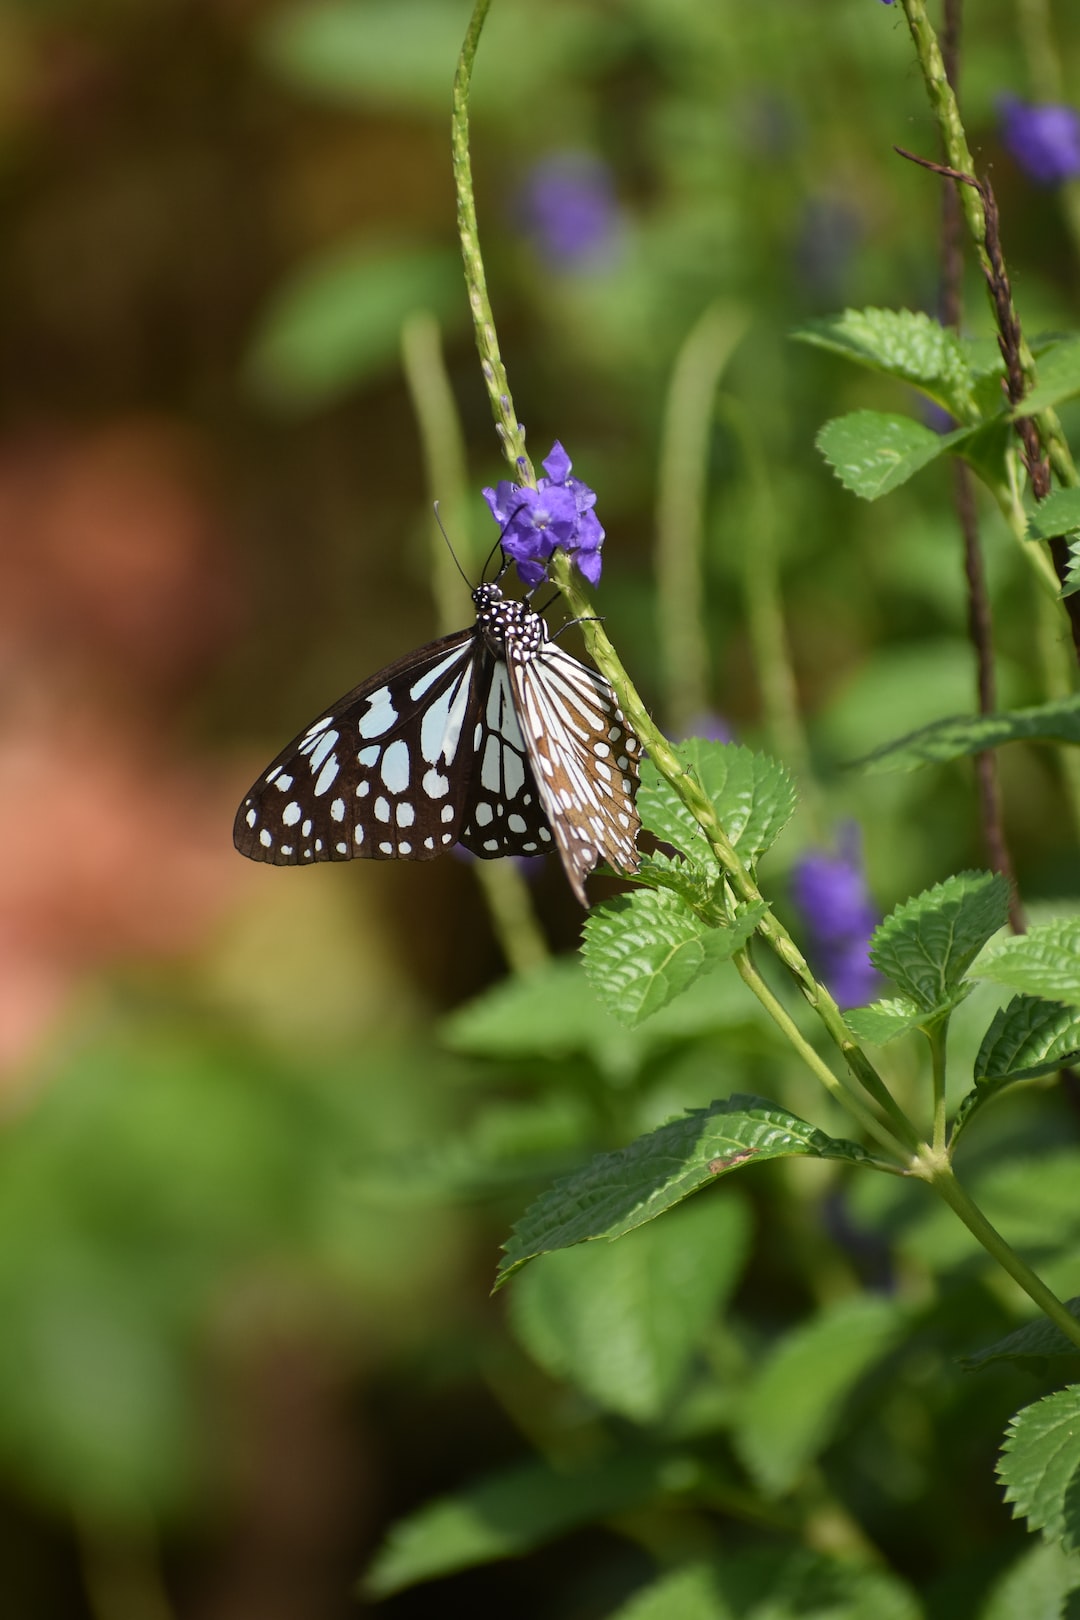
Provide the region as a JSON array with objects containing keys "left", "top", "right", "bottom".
[{"left": 233, "top": 583, "right": 641, "bottom": 905}]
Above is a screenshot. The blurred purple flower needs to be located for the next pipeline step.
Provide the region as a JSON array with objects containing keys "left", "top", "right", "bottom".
[
  {"left": 790, "top": 824, "right": 880, "bottom": 1010},
  {"left": 518, "top": 151, "right": 623, "bottom": 271},
  {"left": 682, "top": 713, "right": 734, "bottom": 744},
  {"left": 999, "top": 96, "right": 1080, "bottom": 186},
  {"left": 483, "top": 442, "right": 605, "bottom": 588}
]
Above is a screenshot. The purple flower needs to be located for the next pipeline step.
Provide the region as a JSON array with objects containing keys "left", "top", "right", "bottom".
[
  {"left": 999, "top": 96, "right": 1080, "bottom": 186},
  {"left": 483, "top": 442, "right": 605, "bottom": 588},
  {"left": 517, "top": 152, "right": 623, "bottom": 271},
  {"left": 790, "top": 825, "right": 880, "bottom": 1010},
  {"left": 681, "top": 714, "right": 734, "bottom": 744}
]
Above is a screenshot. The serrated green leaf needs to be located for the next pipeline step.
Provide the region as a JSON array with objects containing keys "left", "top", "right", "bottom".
[
  {"left": 843, "top": 997, "right": 926, "bottom": 1044},
  {"left": 1027, "top": 489, "right": 1080, "bottom": 542},
  {"left": 610, "top": 1550, "right": 921, "bottom": 1620},
  {"left": 733, "top": 1295, "right": 905, "bottom": 1497},
  {"left": 637, "top": 743, "right": 796, "bottom": 871},
  {"left": 955, "top": 415, "right": 1013, "bottom": 493},
  {"left": 998, "top": 1385, "right": 1080, "bottom": 1551},
  {"left": 246, "top": 239, "right": 462, "bottom": 410},
  {"left": 978, "top": 1539, "right": 1080, "bottom": 1620},
  {"left": 870, "top": 871, "right": 1009, "bottom": 1012},
  {"left": 363, "top": 1449, "right": 673, "bottom": 1596},
  {"left": 583, "top": 891, "right": 767, "bottom": 1028},
  {"left": 975, "top": 920, "right": 1080, "bottom": 1006},
  {"left": 793, "top": 307, "right": 976, "bottom": 414},
  {"left": 1065, "top": 538, "right": 1080, "bottom": 599},
  {"left": 508, "top": 1195, "right": 750, "bottom": 1423},
  {"left": 817, "top": 411, "right": 971, "bottom": 500},
  {"left": 856, "top": 693, "right": 1080, "bottom": 772},
  {"left": 961, "top": 1299, "right": 1080, "bottom": 1372},
  {"left": 1015, "top": 337, "right": 1080, "bottom": 415},
  {"left": 497, "top": 1096, "right": 869, "bottom": 1285},
  {"left": 976, "top": 995, "right": 1080, "bottom": 1082}
]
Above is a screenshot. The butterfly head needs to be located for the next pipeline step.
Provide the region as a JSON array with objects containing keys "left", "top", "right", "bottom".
[{"left": 472, "top": 582, "right": 548, "bottom": 663}]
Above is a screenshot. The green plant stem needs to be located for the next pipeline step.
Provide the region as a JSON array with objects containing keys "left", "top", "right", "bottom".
[
  {"left": 734, "top": 951, "right": 909, "bottom": 1162},
  {"left": 898, "top": 0, "right": 1079, "bottom": 492},
  {"left": 655, "top": 302, "right": 747, "bottom": 734},
  {"left": 452, "top": 0, "right": 534, "bottom": 486},
  {"left": 452, "top": 0, "right": 914, "bottom": 1150},
  {"left": 718, "top": 398, "right": 820, "bottom": 827},
  {"left": 914, "top": 1153, "right": 1080, "bottom": 1351},
  {"left": 401, "top": 313, "right": 549, "bottom": 976},
  {"left": 549, "top": 551, "right": 921, "bottom": 1152},
  {"left": 928, "top": 1020, "right": 948, "bottom": 1155}
]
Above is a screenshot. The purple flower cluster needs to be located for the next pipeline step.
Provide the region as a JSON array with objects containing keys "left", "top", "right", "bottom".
[
  {"left": 483, "top": 442, "right": 605, "bottom": 588},
  {"left": 790, "top": 825, "right": 880, "bottom": 1010},
  {"left": 517, "top": 152, "right": 622, "bottom": 271},
  {"left": 999, "top": 96, "right": 1080, "bottom": 186}
]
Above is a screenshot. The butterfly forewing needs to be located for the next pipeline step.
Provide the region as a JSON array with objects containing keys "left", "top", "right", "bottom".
[
  {"left": 509, "top": 641, "right": 641, "bottom": 906},
  {"left": 233, "top": 628, "right": 484, "bottom": 865},
  {"left": 233, "top": 582, "right": 642, "bottom": 902}
]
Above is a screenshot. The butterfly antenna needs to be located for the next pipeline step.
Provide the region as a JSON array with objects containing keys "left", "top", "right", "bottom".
[{"left": 433, "top": 503, "right": 473, "bottom": 589}]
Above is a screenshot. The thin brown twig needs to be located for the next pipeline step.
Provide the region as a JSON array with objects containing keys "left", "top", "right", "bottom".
[
  {"left": 932, "top": 9, "right": 1025, "bottom": 932},
  {"left": 895, "top": 147, "right": 1080, "bottom": 660}
]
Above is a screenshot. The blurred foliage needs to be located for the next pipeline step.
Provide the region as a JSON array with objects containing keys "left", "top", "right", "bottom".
[{"left": 2, "top": 0, "right": 1080, "bottom": 1617}]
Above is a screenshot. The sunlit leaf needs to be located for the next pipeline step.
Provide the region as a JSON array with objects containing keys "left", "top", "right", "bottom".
[{"left": 998, "top": 1385, "right": 1080, "bottom": 1551}]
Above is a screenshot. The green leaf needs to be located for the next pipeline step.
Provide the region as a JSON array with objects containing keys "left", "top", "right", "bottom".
[
  {"left": 733, "top": 1295, "right": 905, "bottom": 1496},
  {"left": 364, "top": 1449, "right": 673, "bottom": 1596},
  {"left": 855, "top": 693, "right": 1080, "bottom": 772},
  {"left": 961, "top": 1299, "right": 1080, "bottom": 1372},
  {"left": 817, "top": 411, "right": 970, "bottom": 500},
  {"left": 975, "top": 920, "right": 1080, "bottom": 1006},
  {"left": 998, "top": 1385, "right": 1080, "bottom": 1551},
  {"left": 582, "top": 890, "right": 767, "bottom": 1028},
  {"left": 508, "top": 1195, "right": 750, "bottom": 1423},
  {"left": 843, "top": 997, "right": 926, "bottom": 1045},
  {"left": 609, "top": 1550, "right": 921, "bottom": 1620},
  {"left": 637, "top": 743, "right": 796, "bottom": 871},
  {"left": 794, "top": 307, "right": 976, "bottom": 413},
  {"left": 1065, "top": 538, "right": 1080, "bottom": 599},
  {"left": 978, "top": 1540, "right": 1080, "bottom": 1620},
  {"left": 976, "top": 995, "right": 1080, "bottom": 1082},
  {"left": 1015, "top": 337, "right": 1080, "bottom": 415},
  {"left": 497, "top": 1096, "right": 869, "bottom": 1285},
  {"left": 1027, "top": 489, "right": 1080, "bottom": 542},
  {"left": 951, "top": 992, "right": 1080, "bottom": 1142},
  {"left": 247, "top": 239, "right": 462, "bottom": 410},
  {"left": 870, "top": 871, "right": 1009, "bottom": 1012}
]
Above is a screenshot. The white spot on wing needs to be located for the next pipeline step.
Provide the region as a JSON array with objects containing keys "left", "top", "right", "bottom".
[
  {"left": 259, "top": 829, "right": 272, "bottom": 848},
  {"left": 358, "top": 745, "right": 380, "bottom": 767},
  {"left": 306, "top": 730, "right": 338, "bottom": 771},
  {"left": 374, "top": 797, "right": 391, "bottom": 822},
  {"left": 380, "top": 738, "right": 410, "bottom": 794},
  {"left": 245, "top": 808, "right": 256, "bottom": 828},
  {"left": 275, "top": 774, "right": 293, "bottom": 792},
  {"left": 330, "top": 798, "right": 345, "bottom": 822},
  {"left": 422, "top": 768, "right": 449, "bottom": 798},
  {"left": 313, "top": 755, "right": 339, "bottom": 796},
  {"left": 481, "top": 733, "right": 502, "bottom": 792},
  {"left": 282, "top": 802, "right": 301, "bottom": 826},
  {"left": 474, "top": 802, "right": 493, "bottom": 826},
  {"left": 360, "top": 687, "right": 397, "bottom": 738},
  {"left": 396, "top": 802, "right": 415, "bottom": 828}
]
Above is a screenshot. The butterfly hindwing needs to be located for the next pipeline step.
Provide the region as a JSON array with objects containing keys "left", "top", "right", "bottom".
[
  {"left": 233, "top": 628, "right": 485, "bottom": 865},
  {"left": 509, "top": 641, "right": 641, "bottom": 905},
  {"left": 457, "top": 661, "right": 555, "bottom": 861}
]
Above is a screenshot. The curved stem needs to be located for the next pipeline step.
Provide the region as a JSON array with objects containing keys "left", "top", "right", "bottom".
[
  {"left": 452, "top": 0, "right": 535, "bottom": 486},
  {"left": 928, "top": 1020, "right": 948, "bottom": 1155},
  {"left": 734, "top": 951, "right": 909, "bottom": 1163},
  {"left": 655, "top": 303, "right": 747, "bottom": 733},
  {"left": 915, "top": 1153, "right": 1080, "bottom": 1350}
]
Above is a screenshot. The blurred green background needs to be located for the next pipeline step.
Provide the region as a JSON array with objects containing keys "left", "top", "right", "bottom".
[{"left": 2, "top": 1, "right": 1080, "bottom": 1616}]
